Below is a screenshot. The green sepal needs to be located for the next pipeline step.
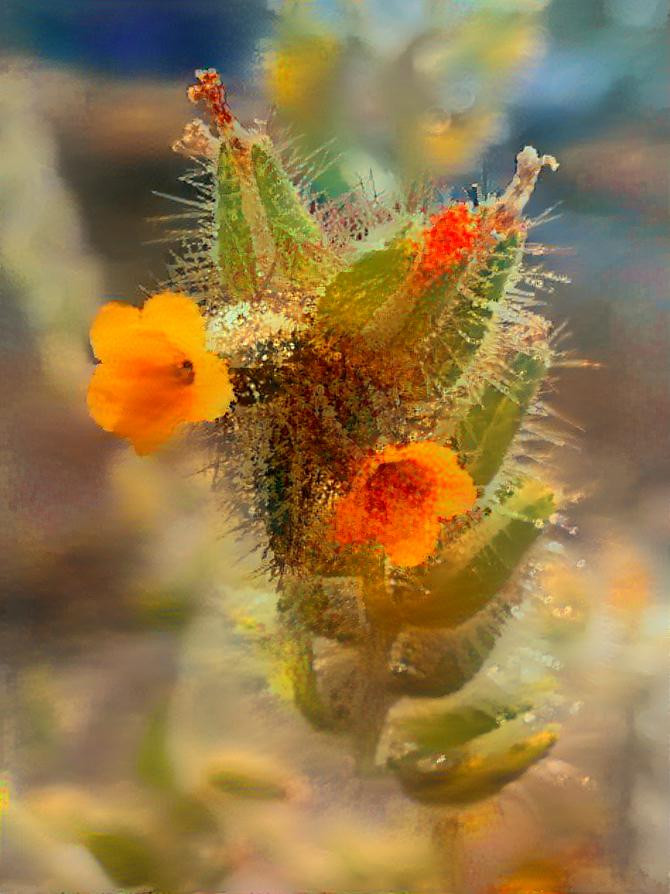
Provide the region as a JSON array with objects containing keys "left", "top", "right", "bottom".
[
  {"left": 317, "top": 232, "right": 415, "bottom": 334},
  {"left": 457, "top": 351, "right": 547, "bottom": 487},
  {"left": 398, "top": 477, "right": 554, "bottom": 628},
  {"left": 215, "top": 142, "right": 258, "bottom": 298},
  {"left": 390, "top": 728, "right": 557, "bottom": 805},
  {"left": 251, "top": 142, "right": 324, "bottom": 281},
  {"left": 437, "top": 233, "right": 522, "bottom": 388}
]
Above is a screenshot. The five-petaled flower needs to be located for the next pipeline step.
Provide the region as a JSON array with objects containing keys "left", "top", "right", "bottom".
[
  {"left": 332, "top": 441, "right": 477, "bottom": 567},
  {"left": 87, "top": 291, "right": 233, "bottom": 455}
]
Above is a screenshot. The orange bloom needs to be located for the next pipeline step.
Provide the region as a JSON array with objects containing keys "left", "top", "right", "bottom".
[
  {"left": 87, "top": 291, "right": 233, "bottom": 455},
  {"left": 415, "top": 203, "right": 482, "bottom": 282},
  {"left": 332, "top": 441, "right": 477, "bottom": 567}
]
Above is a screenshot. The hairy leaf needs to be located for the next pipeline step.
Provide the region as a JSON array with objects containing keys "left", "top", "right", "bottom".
[
  {"left": 388, "top": 612, "right": 507, "bottom": 697},
  {"left": 437, "top": 233, "right": 522, "bottom": 387},
  {"left": 457, "top": 351, "right": 547, "bottom": 486},
  {"left": 397, "top": 478, "right": 554, "bottom": 627}
]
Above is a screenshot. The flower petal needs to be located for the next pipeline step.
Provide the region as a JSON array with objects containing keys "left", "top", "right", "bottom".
[
  {"left": 185, "top": 350, "right": 235, "bottom": 422},
  {"left": 382, "top": 517, "right": 442, "bottom": 568},
  {"left": 87, "top": 362, "right": 125, "bottom": 432},
  {"left": 90, "top": 302, "right": 141, "bottom": 361},
  {"left": 140, "top": 291, "right": 206, "bottom": 356},
  {"left": 87, "top": 329, "right": 194, "bottom": 454}
]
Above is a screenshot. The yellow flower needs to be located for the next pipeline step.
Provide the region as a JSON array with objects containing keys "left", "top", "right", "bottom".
[
  {"left": 87, "top": 291, "right": 233, "bottom": 454},
  {"left": 332, "top": 441, "right": 477, "bottom": 567}
]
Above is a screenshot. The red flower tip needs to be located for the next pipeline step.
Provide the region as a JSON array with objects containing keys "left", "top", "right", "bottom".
[
  {"left": 415, "top": 203, "right": 483, "bottom": 282},
  {"left": 187, "top": 68, "right": 234, "bottom": 132}
]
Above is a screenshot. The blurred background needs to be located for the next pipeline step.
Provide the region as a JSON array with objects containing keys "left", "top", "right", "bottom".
[{"left": 0, "top": 1, "right": 668, "bottom": 891}]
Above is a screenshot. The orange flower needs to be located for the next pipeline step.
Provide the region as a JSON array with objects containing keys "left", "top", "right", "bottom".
[
  {"left": 87, "top": 291, "right": 233, "bottom": 455},
  {"left": 332, "top": 441, "right": 477, "bottom": 567},
  {"left": 415, "top": 203, "right": 482, "bottom": 283}
]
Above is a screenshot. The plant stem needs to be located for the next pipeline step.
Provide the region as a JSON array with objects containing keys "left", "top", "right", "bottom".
[{"left": 354, "top": 629, "right": 395, "bottom": 774}]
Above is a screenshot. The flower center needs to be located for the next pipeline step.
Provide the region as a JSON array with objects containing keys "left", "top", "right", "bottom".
[
  {"left": 175, "top": 358, "right": 195, "bottom": 384},
  {"left": 363, "top": 459, "right": 434, "bottom": 520}
]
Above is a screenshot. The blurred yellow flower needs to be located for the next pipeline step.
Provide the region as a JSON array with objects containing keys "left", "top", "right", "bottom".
[{"left": 87, "top": 291, "right": 233, "bottom": 455}]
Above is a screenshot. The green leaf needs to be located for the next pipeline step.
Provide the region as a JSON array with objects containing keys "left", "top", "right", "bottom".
[
  {"left": 215, "top": 142, "right": 258, "bottom": 298},
  {"left": 251, "top": 142, "right": 325, "bottom": 281},
  {"left": 391, "top": 728, "right": 557, "bottom": 805},
  {"left": 393, "top": 702, "right": 531, "bottom": 753},
  {"left": 317, "top": 233, "right": 415, "bottom": 334},
  {"left": 457, "top": 352, "right": 547, "bottom": 487},
  {"left": 398, "top": 478, "right": 554, "bottom": 627}
]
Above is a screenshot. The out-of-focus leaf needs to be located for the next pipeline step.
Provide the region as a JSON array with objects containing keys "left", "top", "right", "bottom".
[
  {"left": 3, "top": 801, "right": 112, "bottom": 890},
  {"left": 265, "top": 4, "right": 548, "bottom": 189},
  {"left": 164, "top": 792, "right": 220, "bottom": 837},
  {"left": 82, "top": 826, "right": 162, "bottom": 888},
  {"left": 456, "top": 351, "right": 548, "bottom": 486},
  {"left": 206, "top": 755, "right": 290, "bottom": 800},
  {"left": 133, "top": 585, "right": 197, "bottom": 630},
  {"left": 398, "top": 477, "right": 554, "bottom": 627},
  {"left": 391, "top": 728, "right": 557, "bottom": 805},
  {"left": 136, "top": 702, "right": 175, "bottom": 791},
  {"left": 278, "top": 575, "right": 368, "bottom": 641},
  {"left": 290, "top": 640, "right": 336, "bottom": 730}
]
